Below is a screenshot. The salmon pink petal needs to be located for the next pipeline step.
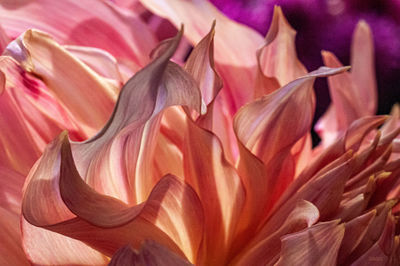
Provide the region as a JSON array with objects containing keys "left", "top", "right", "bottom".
[
  {"left": 109, "top": 241, "right": 193, "bottom": 266},
  {"left": 233, "top": 200, "right": 319, "bottom": 265},
  {"left": 350, "top": 21, "right": 377, "bottom": 115},
  {"left": 316, "top": 21, "right": 376, "bottom": 147},
  {"left": 140, "top": 0, "right": 263, "bottom": 111},
  {"left": 234, "top": 67, "right": 349, "bottom": 220},
  {"left": 184, "top": 21, "right": 222, "bottom": 107},
  {"left": 0, "top": 166, "right": 24, "bottom": 214},
  {"left": 0, "top": 207, "right": 30, "bottom": 266},
  {"left": 338, "top": 210, "right": 376, "bottom": 263},
  {"left": 275, "top": 220, "right": 345, "bottom": 266},
  {"left": 22, "top": 219, "right": 108, "bottom": 265},
  {"left": 4, "top": 30, "right": 118, "bottom": 136},
  {"left": 0, "top": 72, "right": 40, "bottom": 173},
  {"left": 0, "top": 167, "right": 29, "bottom": 265},
  {"left": 351, "top": 213, "right": 395, "bottom": 265},
  {"left": 256, "top": 6, "right": 307, "bottom": 90},
  {"left": 183, "top": 118, "right": 244, "bottom": 265},
  {"left": 71, "top": 29, "right": 202, "bottom": 203},
  {"left": 349, "top": 200, "right": 397, "bottom": 260},
  {"left": 234, "top": 67, "right": 349, "bottom": 166},
  {"left": 0, "top": 0, "right": 157, "bottom": 68},
  {"left": 23, "top": 133, "right": 203, "bottom": 263}
]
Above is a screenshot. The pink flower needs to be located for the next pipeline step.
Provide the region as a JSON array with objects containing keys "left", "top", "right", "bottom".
[{"left": 0, "top": 0, "right": 399, "bottom": 265}]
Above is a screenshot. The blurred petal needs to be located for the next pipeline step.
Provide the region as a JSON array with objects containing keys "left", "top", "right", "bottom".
[
  {"left": 351, "top": 20, "right": 377, "bottom": 115},
  {"left": 0, "top": 207, "right": 30, "bottom": 266},
  {"left": 0, "top": 0, "right": 157, "bottom": 68}
]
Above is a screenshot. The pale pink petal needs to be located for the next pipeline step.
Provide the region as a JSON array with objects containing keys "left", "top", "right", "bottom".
[
  {"left": 275, "top": 220, "right": 345, "bottom": 265},
  {"left": 0, "top": 0, "right": 157, "bottom": 68},
  {"left": 0, "top": 207, "right": 30, "bottom": 265},
  {"left": 109, "top": 241, "right": 193, "bottom": 266},
  {"left": 350, "top": 20, "right": 377, "bottom": 115},
  {"left": 65, "top": 45, "right": 125, "bottom": 84},
  {"left": 4, "top": 30, "right": 118, "bottom": 137},
  {"left": 316, "top": 22, "right": 377, "bottom": 147}
]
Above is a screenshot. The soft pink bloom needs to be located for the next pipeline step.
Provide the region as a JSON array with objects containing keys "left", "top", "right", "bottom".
[{"left": 0, "top": 0, "right": 399, "bottom": 265}]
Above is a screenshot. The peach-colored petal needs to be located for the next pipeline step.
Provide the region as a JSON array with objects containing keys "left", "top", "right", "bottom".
[
  {"left": 256, "top": 6, "right": 307, "bottom": 91},
  {"left": 109, "top": 241, "right": 193, "bottom": 266},
  {"left": 69, "top": 29, "right": 202, "bottom": 203},
  {"left": 22, "top": 219, "right": 109, "bottom": 265},
  {"left": 140, "top": 0, "right": 263, "bottom": 111},
  {"left": 0, "top": 0, "right": 157, "bottom": 68},
  {"left": 22, "top": 134, "right": 203, "bottom": 263},
  {"left": 0, "top": 71, "right": 40, "bottom": 173},
  {"left": 233, "top": 200, "right": 319, "bottom": 265},
  {"left": 65, "top": 45, "right": 125, "bottom": 84},
  {"left": 275, "top": 220, "right": 345, "bottom": 266},
  {"left": 184, "top": 21, "right": 222, "bottom": 107},
  {"left": 183, "top": 118, "right": 244, "bottom": 265},
  {"left": 5, "top": 30, "right": 118, "bottom": 137},
  {"left": 256, "top": 156, "right": 353, "bottom": 243},
  {"left": 234, "top": 67, "right": 349, "bottom": 220}
]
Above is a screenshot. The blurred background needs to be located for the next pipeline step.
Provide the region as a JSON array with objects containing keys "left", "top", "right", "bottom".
[{"left": 210, "top": 0, "right": 400, "bottom": 142}]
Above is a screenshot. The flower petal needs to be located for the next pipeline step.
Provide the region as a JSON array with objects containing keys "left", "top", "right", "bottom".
[
  {"left": 0, "top": 0, "right": 157, "bottom": 68},
  {"left": 338, "top": 210, "right": 376, "bottom": 263},
  {"left": 234, "top": 67, "right": 349, "bottom": 223},
  {"left": 233, "top": 200, "right": 319, "bottom": 265},
  {"left": 183, "top": 118, "right": 245, "bottom": 265},
  {"left": 109, "top": 241, "right": 193, "bottom": 266},
  {"left": 139, "top": 0, "right": 264, "bottom": 111},
  {"left": 275, "top": 220, "right": 345, "bottom": 266},
  {"left": 256, "top": 6, "right": 307, "bottom": 91},
  {"left": 350, "top": 20, "right": 377, "bottom": 115},
  {"left": 4, "top": 30, "right": 118, "bottom": 136}
]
